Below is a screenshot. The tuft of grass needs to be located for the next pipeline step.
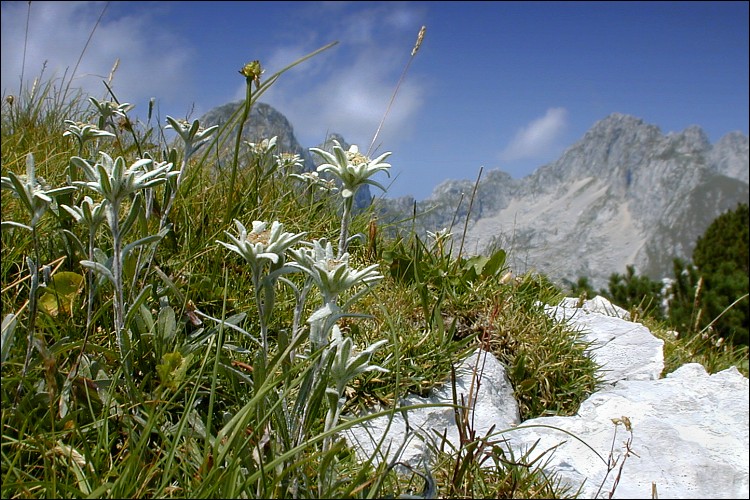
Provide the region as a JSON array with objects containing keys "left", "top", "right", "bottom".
[
  {"left": 486, "top": 277, "right": 603, "bottom": 420},
  {"left": 645, "top": 315, "right": 749, "bottom": 377}
]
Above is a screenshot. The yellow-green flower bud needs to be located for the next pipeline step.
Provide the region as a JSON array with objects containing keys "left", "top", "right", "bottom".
[{"left": 239, "top": 60, "right": 264, "bottom": 88}]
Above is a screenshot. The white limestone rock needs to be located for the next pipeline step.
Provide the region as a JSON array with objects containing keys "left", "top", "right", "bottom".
[
  {"left": 344, "top": 296, "right": 748, "bottom": 499},
  {"left": 505, "top": 363, "right": 749, "bottom": 499},
  {"left": 545, "top": 296, "right": 664, "bottom": 385},
  {"left": 344, "top": 348, "right": 520, "bottom": 467}
]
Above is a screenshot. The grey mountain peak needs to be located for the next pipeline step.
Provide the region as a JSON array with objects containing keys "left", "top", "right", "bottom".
[{"left": 383, "top": 113, "right": 748, "bottom": 290}]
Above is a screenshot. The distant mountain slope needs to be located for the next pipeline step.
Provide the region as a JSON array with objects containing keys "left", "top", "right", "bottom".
[
  {"left": 381, "top": 113, "right": 749, "bottom": 289},
  {"left": 198, "top": 101, "right": 371, "bottom": 208}
]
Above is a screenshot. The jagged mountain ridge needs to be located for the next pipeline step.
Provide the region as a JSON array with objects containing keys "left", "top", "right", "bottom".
[
  {"left": 197, "top": 101, "right": 372, "bottom": 208},
  {"left": 385, "top": 113, "right": 748, "bottom": 290}
]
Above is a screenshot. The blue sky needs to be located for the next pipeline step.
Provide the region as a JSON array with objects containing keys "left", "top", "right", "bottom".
[{"left": 2, "top": 1, "right": 748, "bottom": 200}]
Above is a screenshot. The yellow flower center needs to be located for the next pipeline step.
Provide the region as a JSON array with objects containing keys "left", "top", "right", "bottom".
[
  {"left": 247, "top": 230, "right": 271, "bottom": 245},
  {"left": 346, "top": 151, "right": 369, "bottom": 166},
  {"left": 325, "top": 258, "right": 345, "bottom": 271}
]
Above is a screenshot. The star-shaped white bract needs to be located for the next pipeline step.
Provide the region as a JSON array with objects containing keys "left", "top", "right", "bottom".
[
  {"left": 310, "top": 141, "right": 391, "bottom": 199},
  {"left": 217, "top": 219, "right": 306, "bottom": 272}
]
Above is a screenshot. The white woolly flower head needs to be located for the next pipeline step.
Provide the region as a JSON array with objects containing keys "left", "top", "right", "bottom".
[{"left": 310, "top": 140, "right": 391, "bottom": 199}]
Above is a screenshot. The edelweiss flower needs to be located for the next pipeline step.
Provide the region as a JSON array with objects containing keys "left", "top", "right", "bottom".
[
  {"left": 276, "top": 152, "right": 303, "bottom": 172},
  {"left": 289, "top": 239, "right": 382, "bottom": 303},
  {"left": 1, "top": 154, "right": 76, "bottom": 228},
  {"left": 246, "top": 136, "right": 277, "bottom": 156},
  {"left": 63, "top": 120, "right": 115, "bottom": 145},
  {"left": 427, "top": 227, "right": 453, "bottom": 254},
  {"left": 290, "top": 171, "right": 320, "bottom": 183},
  {"left": 61, "top": 195, "right": 107, "bottom": 229},
  {"left": 165, "top": 116, "right": 218, "bottom": 160},
  {"left": 217, "top": 219, "right": 306, "bottom": 270},
  {"left": 427, "top": 228, "right": 452, "bottom": 242},
  {"left": 88, "top": 97, "right": 134, "bottom": 130},
  {"left": 327, "top": 324, "right": 388, "bottom": 396},
  {"left": 310, "top": 140, "right": 391, "bottom": 199},
  {"left": 290, "top": 171, "right": 339, "bottom": 193},
  {"left": 70, "top": 152, "right": 175, "bottom": 207}
]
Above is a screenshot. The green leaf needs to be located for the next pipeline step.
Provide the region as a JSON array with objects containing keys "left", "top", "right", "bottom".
[
  {"left": 1, "top": 313, "right": 19, "bottom": 363},
  {"left": 461, "top": 255, "right": 485, "bottom": 282},
  {"left": 6, "top": 171, "right": 35, "bottom": 216},
  {"left": 61, "top": 229, "right": 87, "bottom": 256},
  {"left": 81, "top": 259, "right": 115, "bottom": 286},
  {"left": 124, "top": 285, "right": 153, "bottom": 330},
  {"left": 38, "top": 271, "right": 85, "bottom": 317},
  {"left": 483, "top": 248, "right": 507, "bottom": 278},
  {"left": 119, "top": 192, "right": 143, "bottom": 239},
  {"left": 518, "top": 378, "right": 537, "bottom": 391},
  {"left": 157, "top": 351, "right": 193, "bottom": 390},
  {"left": 96, "top": 162, "right": 114, "bottom": 200},
  {"left": 156, "top": 306, "right": 177, "bottom": 348},
  {"left": 122, "top": 234, "right": 162, "bottom": 263},
  {"left": 1, "top": 220, "right": 33, "bottom": 232}
]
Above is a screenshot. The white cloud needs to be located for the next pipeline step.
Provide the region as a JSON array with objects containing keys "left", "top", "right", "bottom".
[
  {"left": 267, "top": 47, "right": 423, "bottom": 150},
  {"left": 500, "top": 108, "right": 569, "bottom": 161},
  {"left": 1, "top": 1, "right": 195, "bottom": 116},
  {"left": 259, "top": 4, "right": 427, "bottom": 152}
]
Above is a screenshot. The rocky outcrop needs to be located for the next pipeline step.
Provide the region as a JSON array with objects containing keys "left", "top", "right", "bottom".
[
  {"left": 709, "top": 131, "right": 750, "bottom": 184},
  {"left": 344, "top": 348, "right": 522, "bottom": 471},
  {"left": 345, "top": 296, "right": 749, "bottom": 499},
  {"left": 507, "top": 362, "right": 748, "bottom": 499}
]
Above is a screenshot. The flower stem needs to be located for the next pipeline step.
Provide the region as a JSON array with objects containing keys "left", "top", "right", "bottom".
[
  {"left": 367, "top": 26, "right": 426, "bottom": 157},
  {"left": 226, "top": 81, "right": 253, "bottom": 223},
  {"left": 15, "top": 232, "right": 42, "bottom": 405},
  {"left": 337, "top": 197, "right": 353, "bottom": 259},
  {"left": 108, "top": 201, "right": 135, "bottom": 396}
]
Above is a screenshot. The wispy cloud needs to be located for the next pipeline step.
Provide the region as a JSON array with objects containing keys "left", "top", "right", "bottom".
[
  {"left": 258, "top": 3, "right": 427, "bottom": 151},
  {"left": 262, "top": 46, "right": 424, "bottom": 151},
  {"left": 1, "top": 2, "right": 194, "bottom": 113},
  {"left": 500, "top": 108, "right": 569, "bottom": 161}
]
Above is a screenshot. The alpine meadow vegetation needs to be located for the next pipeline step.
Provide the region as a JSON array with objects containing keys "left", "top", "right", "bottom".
[{"left": 2, "top": 17, "right": 747, "bottom": 499}]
